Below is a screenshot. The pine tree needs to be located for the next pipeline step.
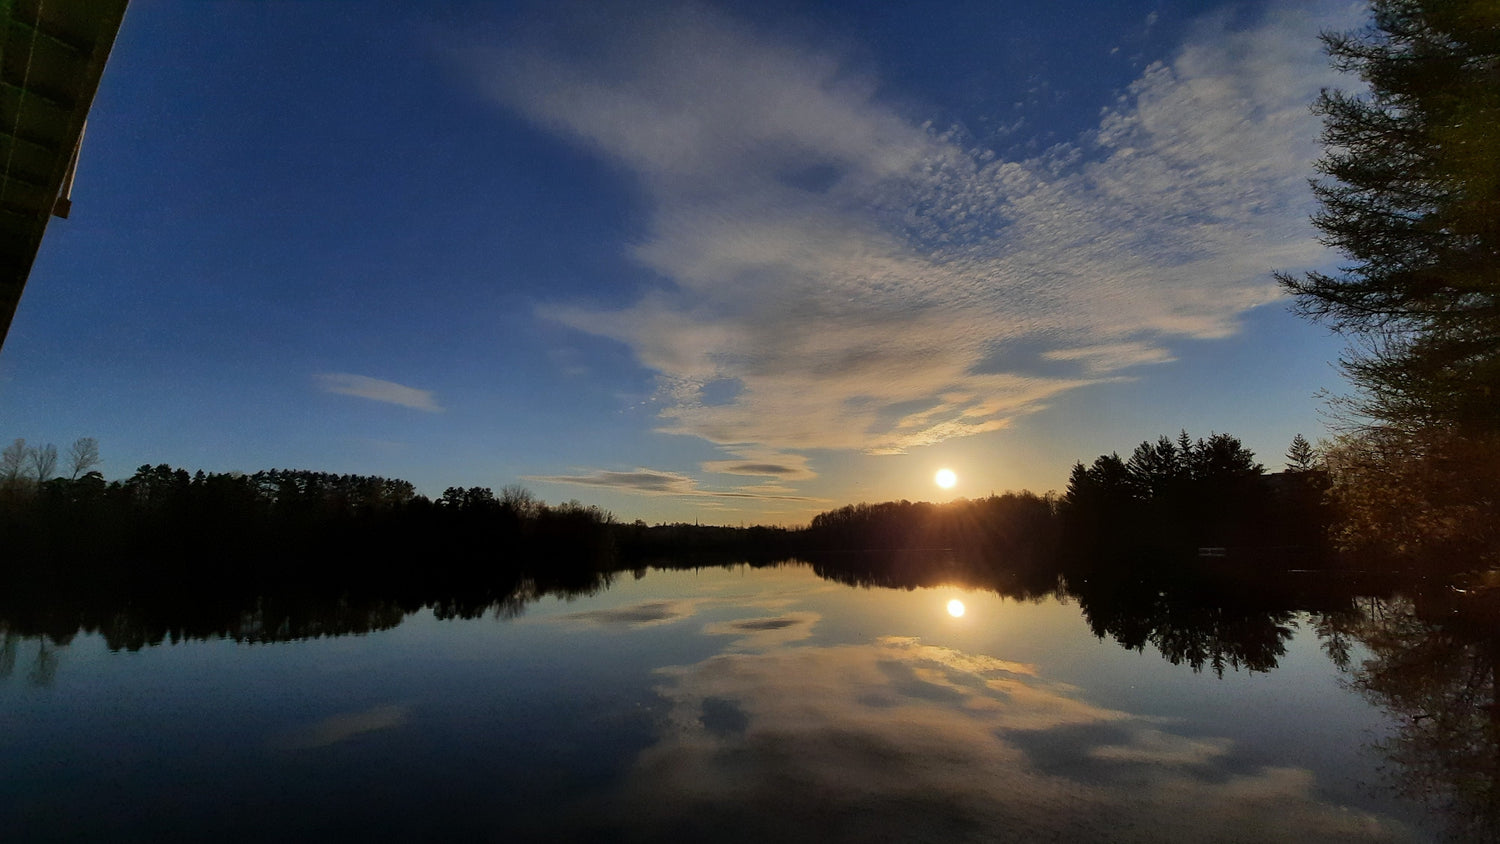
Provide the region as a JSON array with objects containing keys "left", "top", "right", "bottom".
[
  {"left": 1285, "top": 434, "right": 1317, "bottom": 472},
  {"left": 1277, "top": 0, "right": 1500, "bottom": 432}
]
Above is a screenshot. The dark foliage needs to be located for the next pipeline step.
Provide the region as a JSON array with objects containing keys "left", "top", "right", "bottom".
[
  {"left": 1331, "top": 582, "right": 1500, "bottom": 840},
  {"left": 1276, "top": 0, "right": 1500, "bottom": 433},
  {"left": 804, "top": 492, "right": 1059, "bottom": 561},
  {"left": 1057, "top": 431, "right": 1327, "bottom": 564}
]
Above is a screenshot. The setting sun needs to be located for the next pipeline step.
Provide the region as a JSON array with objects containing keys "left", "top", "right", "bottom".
[
  {"left": 935, "top": 468, "right": 957, "bottom": 489},
  {"left": 947, "top": 599, "right": 966, "bottom": 618}
]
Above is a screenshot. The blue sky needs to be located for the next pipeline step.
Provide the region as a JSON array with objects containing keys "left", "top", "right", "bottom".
[{"left": 0, "top": 0, "right": 1360, "bottom": 524}]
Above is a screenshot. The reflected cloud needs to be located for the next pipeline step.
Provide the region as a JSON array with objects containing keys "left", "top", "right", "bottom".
[
  {"left": 579, "top": 635, "right": 1411, "bottom": 841},
  {"left": 558, "top": 599, "right": 700, "bottom": 628},
  {"left": 274, "top": 703, "right": 410, "bottom": 751},
  {"left": 702, "top": 611, "right": 819, "bottom": 650}
]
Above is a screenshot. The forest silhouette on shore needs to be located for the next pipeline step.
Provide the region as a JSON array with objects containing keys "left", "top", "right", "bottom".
[
  {"left": 2, "top": 427, "right": 1487, "bottom": 654},
  {"left": 4, "top": 429, "right": 1343, "bottom": 585}
]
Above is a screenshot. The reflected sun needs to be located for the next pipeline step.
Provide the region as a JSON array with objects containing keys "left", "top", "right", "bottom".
[
  {"left": 935, "top": 468, "right": 957, "bottom": 489},
  {"left": 946, "top": 599, "right": 965, "bottom": 618}
]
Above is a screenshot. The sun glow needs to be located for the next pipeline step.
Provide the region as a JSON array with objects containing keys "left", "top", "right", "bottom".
[
  {"left": 947, "top": 599, "right": 965, "bottom": 618},
  {"left": 935, "top": 468, "right": 957, "bottom": 489}
]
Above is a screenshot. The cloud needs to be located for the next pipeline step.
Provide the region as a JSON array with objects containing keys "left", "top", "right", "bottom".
[
  {"left": 526, "top": 466, "right": 822, "bottom": 500},
  {"left": 562, "top": 635, "right": 1411, "bottom": 840},
  {"left": 701, "top": 448, "right": 817, "bottom": 480},
  {"left": 714, "top": 463, "right": 799, "bottom": 476},
  {"left": 475, "top": 1, "right": 1354, "bottom": 457},
  {"left": 314, "top": 373, "right": 443, "bottom": 412},
  {"left": 526, "top": 467, "right": 701, "bottom": 494}
]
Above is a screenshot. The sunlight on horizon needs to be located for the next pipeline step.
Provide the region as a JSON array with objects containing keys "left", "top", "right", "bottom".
[{"left": 935, "top": 469, "right": 957, "bottom": 489}]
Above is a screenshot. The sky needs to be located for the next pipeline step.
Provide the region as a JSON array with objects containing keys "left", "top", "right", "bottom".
[{"left": 0, "top": 0, "right": 1365, "bottom": 525}]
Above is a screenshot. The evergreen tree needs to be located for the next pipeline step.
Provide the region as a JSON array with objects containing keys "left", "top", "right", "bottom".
[
  {"left": 1285, "top": 433, "right": 1317, "bottom": 472},
  {"left": 1127, "top": 436, "right": 1186, "bottom": 500},
  {"left": 1276, "top": 0, "right": 1499, "bottom": 432}
]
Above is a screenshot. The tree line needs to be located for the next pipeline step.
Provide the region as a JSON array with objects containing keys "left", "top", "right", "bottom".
[
  {"left": 0, "top": 427, "right": 1380, "bottom": 586},
  {"left": 1059, "top": 430, "right": 1332, "bottom": 562}
]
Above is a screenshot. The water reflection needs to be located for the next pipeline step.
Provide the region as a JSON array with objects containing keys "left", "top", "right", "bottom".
[
  {"left": 1068, "top": 572, "right": 1301, "bottom": 676},
  {"left": 1333, "top": 590, "right": 1500, "bottom": 842},
  {"left": 587, "top": 635, "right": 1405, "bottom": 842},
  {"left": 0, "top": 553, "right": 1409, "bottom": 673},
  {"left": 0, "top": 630, "right": 60, "bottom": 687},
  {"left": 274, "top": 703, "right": 412, "bottom": 751},
  {"left": 4, "top": 551, "right": 1495, "bottom": 839}
]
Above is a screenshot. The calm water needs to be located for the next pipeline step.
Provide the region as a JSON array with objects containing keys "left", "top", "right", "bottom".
[{"left": 0, "top": 562, "right": 1467, "bottom": 841}]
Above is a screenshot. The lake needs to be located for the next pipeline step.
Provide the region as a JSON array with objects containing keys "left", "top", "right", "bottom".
[{"left": 0, "top": 559, "right": 1482, "bottom": 842}]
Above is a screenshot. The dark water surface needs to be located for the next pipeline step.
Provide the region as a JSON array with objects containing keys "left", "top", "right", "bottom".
[{"left": 0, "top": 562, "right": 1475, "bottom": 841}]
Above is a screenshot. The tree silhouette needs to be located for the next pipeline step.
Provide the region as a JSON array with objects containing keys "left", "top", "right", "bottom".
[
  {"left": 1061, "top": 432, "right": 1285, "bottom": 561},
  {"left": 1285, "top": 434, "right": 1316, "bottom": 472},
  {"left": 66, "top": 437, "right": 100, "bottom": 480},
  {"left": 1276, "top": 0, "right": 1500, "bottom": 433},
  {"left": 0, "top": 438, "right": 26, "bottom": 493},
  {"left": 28, "top": 443, "right": 57, "bottom": 482}
]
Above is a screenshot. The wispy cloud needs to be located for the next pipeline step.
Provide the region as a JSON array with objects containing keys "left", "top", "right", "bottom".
[
  {"left": 525, "top": 466, "right": 820, "bottom": 501},
  {"left": 315, "top": 373, "right": 443, "bottom": 412},
  {"left": 701, "top": 448, "right": 816, "bottom": 480},
  {"left": 475, "top": 1, "right": 1353, "bottom": 458},
  {"left": 527, "top": 468, "right": 700, "bottom": 494}
]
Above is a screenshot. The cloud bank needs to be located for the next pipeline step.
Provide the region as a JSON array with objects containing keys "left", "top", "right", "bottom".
[
  {"left": 477, "top": 2, "right": 1351, "bottom": 456},
  {"left": 315, "top": 373, "right": 443, "bottom": 412}
]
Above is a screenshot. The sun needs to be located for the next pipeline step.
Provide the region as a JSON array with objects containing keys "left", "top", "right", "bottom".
[
  {"left": 935, "top": 468, "right": 957, "bottom": 489},
  {"left": 947, "top": 599, "right": 966, "bottom": 617}
]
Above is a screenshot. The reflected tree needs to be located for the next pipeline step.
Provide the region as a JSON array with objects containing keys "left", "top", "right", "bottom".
[
  {"left": 1067, "top": 571, "right": 1299, "bottom": 676},
  {"left": 1333, "top": 591, "right": 1500, "bottom": 840},
  {"left": 0, "top": 631, "right": 17, "bottom": 679},
  {"left": 0, "top": 631, "right": 59, "bottom": 688}
]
